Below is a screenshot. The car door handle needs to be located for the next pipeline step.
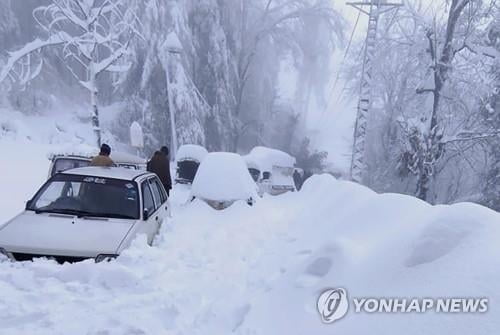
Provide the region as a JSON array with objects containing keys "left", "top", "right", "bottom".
[{"left": 155, "top": 216, "right": 159, "bottom": 221}]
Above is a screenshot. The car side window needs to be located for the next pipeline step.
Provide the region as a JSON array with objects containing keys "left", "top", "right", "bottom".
[
  {"left": 152, "top": 177, "right": 168, "bottom": 203},
  {"left": 141, "top": 182, "right": 155, "bottom": 215},
  {"left": 149, "top": 178, "right": 164, "bottom": 210}
]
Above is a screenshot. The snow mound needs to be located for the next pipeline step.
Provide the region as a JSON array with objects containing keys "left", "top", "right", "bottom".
[
  {"left": 176, "top": 144, "right": 208, "bottom": 162},
  {"left": 244, "top": 146, "right": 296, "bottom": 172},
  {"left": 191, "top": 152, "right": 258, "bottom": 202}
]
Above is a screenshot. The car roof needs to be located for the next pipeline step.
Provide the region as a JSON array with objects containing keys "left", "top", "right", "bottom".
[{"left": 60, "top": 167, "right": 152, "bottom": 181}]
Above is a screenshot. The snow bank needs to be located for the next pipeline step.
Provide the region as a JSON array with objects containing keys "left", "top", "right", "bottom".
[
  {"left": 244, "top": 146, "right": 296, "bottom": 172},
  {"left": 191, "top": 152, "right": 258, "bottom": 202},
  {"left": 176, "top": 144, "right": 208, "bottom": 162}
]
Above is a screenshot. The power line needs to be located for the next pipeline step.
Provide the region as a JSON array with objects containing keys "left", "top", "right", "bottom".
[{"left": 329, "top": 10, "right": 361, "bottom": 101}]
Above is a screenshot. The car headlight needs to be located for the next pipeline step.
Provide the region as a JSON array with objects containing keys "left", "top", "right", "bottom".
[{"left": 95, "top": 254, "right": 118, "bottom": 263}]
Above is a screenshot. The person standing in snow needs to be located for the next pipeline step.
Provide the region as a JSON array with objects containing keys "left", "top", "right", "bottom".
[
  {"left": 90, "top": 144, "right": 114, "bottom": 167},
  {"left": 147, "top": 147, "right": 172, "bottom": 196},
  {"left": 293, "top": 168, "right": 303, "bottom": 191}
]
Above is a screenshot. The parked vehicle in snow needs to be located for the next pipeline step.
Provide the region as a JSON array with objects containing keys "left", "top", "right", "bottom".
[
  {"left": 190, "top": 152, "right": 258, "bottom": 210},
  {"left": 48, "top": 150, "right": 147, "bottom": 178},
  {"left": 244, "top": 146, "right": 296, "bottom": 195},
  {"left": 175, "top": 144, "right": 208, "bottom": 185},
  {"left": 0, "top": 167, "right": 168, "bottom": 263}
]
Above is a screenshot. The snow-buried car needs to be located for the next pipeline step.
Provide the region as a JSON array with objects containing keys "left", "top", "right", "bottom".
[
  {"left": 190, "top": 152, "right": 259, "bottom": 210},
  {"left": 243, "top": 146, "right": 296, "bottom": 195}
]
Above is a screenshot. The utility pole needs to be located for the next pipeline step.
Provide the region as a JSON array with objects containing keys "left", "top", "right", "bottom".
[
  {"left": 164, "top": 31, "right": 183, "bottom": 161},
  {"left": 347, "top": 0, "right": 402, "bottom": 183}
]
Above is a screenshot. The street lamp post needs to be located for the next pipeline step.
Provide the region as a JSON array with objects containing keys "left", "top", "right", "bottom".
[{"left": 163, "top": 31, "right": 183, "bottom": 161}]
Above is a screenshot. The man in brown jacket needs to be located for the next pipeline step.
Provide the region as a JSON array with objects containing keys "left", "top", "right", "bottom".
[
  {"left": 147, "top": 147, "right": 172, "bottom": 196},
  {"left": 90, "top": 144, "right": 115, "bottom": 167}
]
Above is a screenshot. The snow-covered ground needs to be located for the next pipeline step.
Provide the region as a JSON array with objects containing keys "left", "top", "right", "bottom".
[{"left": 1, "top": 109, "right": 500, "bottom": 334}]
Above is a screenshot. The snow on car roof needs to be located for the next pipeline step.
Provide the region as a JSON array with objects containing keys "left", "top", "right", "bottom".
[
  {"left": 191, "top": 152, "right": 258, "bottom": 202},
  {"left": 244, "top": 146, "right": 296, "bottom": 172},
  {"left": 176, "top": 144, "right": 208, "bottom": 162},
  {"left": 244, "top": 156, "right": 260, "bottom": 170},
  {"left": 60, "top": 167, "right": 149, "bottom": 181}
]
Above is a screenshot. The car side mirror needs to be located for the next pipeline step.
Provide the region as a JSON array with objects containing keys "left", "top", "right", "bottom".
[
  {"left": 143, "top": 209, "right": 149, "bottom": 221},
  {"left": 25, "top": 200, "right": 33, "bottom": 210}
]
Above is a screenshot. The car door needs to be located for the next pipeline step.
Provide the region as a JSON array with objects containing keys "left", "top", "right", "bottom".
[
  {"left": 140, "top": 180, "right": 158, "bottom": 244},
  {"left": 148, "top": 177, "right": 168, "bottom": 232}
]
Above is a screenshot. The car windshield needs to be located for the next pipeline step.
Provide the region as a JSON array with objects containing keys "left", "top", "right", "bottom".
[{"left": 29, "top": 174, "right": 139, "bottom": 219}]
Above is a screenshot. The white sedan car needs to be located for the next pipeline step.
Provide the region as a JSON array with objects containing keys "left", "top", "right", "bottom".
[{"left": 0, "top": 167, "right": 169, "bottom": 263}]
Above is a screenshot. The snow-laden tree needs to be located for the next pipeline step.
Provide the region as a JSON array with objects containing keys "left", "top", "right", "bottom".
[
  {"left": 344, "top": 0, "right": 499, "bottom": 204},
  {"left": 481, "top": 6, "right": 500, "bottom": 210},
  {"left": 0, "top": 0, "right": 19, "bottom": 50},
  {"left": 116, "top": 0, "right": 344, "bottom": 154},
  {"left": 0, "top": 0, "right": 141, "bottom": 147},
  {"left": 188, "top": 0, "right": 238, "bottom": 151},
  {"left": 0, "top": 0, "right": 19, "bottom": 105},
  {"left": 403, "top": 0, "right": 499, "bottom": 201},
  {"left": 117, "top": 0, "right": 209, "bottom": 156}
]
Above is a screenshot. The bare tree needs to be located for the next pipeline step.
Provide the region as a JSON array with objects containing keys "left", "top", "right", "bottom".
[{"left": 0, "top": 0, "right": 141, "bottom": 147}]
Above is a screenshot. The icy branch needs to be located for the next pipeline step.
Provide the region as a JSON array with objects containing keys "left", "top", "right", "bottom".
[{"left": 0, "top": 34, "right": 68, "bottom": 83}]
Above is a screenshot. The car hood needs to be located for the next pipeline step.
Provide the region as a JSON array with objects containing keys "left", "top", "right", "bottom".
[{"left": 0, "top": 212, "right": 136, "bottom": 258}]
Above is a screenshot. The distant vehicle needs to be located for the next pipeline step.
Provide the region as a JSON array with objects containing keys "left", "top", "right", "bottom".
[
  {"left": 48, "top": 150, "right": 147, "bottom": 178},
  {"left": 0, "top": 167, "right": 168, "bottom": 263},
  {"left": 244, "top": 146, "right": 296, "bottom": 195},
  {"left": 175, "top": 144, "right": 208, "bottom": 185},
  {"left": 190, "top": 152, "right": 258, "bottom": 210}
]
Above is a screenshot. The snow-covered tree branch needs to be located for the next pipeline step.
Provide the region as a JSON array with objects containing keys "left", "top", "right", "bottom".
[{"left": 0, "top": 0, "right": 141, "bottom": 147}]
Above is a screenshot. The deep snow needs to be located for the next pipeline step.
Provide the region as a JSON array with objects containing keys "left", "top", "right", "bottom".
[{"left": 1, "top": 110, "right": 500, "bottom": 334}]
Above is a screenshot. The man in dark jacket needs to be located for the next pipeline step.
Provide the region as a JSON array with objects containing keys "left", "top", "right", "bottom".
[{"left": 147, "top": 147, "right": 172, "bottom": 196}]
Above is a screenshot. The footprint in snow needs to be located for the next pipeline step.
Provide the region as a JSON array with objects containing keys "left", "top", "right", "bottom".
[{"left": 295, "top": 256, "right": 333, "bottom": 288}]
